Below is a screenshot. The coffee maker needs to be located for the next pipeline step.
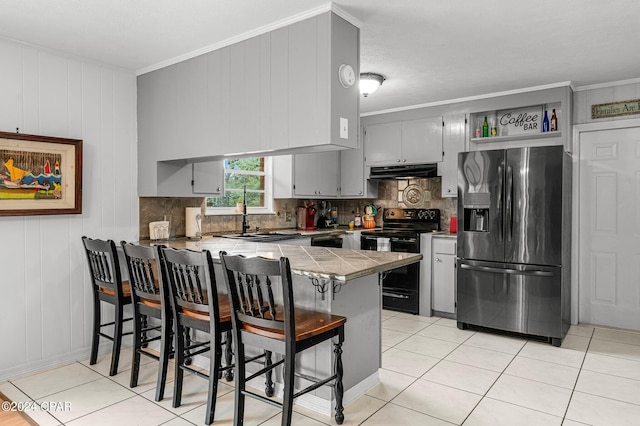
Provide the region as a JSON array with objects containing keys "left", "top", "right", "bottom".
[{"left": 296, "top": 203, "right": 317, "bottom": 230}]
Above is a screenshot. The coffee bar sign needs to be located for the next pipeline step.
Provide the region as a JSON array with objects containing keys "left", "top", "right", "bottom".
[
  {"left": 497, "top": 106, "right": 542, "bottom": 136},
  {"left": 591, "top": 99, "right": 640, "bottom": 119}
]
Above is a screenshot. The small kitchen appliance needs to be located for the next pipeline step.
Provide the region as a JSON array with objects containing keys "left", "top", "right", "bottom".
[{"left": 296, "top": 203, "right": 317, "bottom": 230}]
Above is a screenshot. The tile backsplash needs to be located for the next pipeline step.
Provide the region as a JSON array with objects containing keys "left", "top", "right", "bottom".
[{"left": 138, "top": 177, "right": 457, "bottom": 238}]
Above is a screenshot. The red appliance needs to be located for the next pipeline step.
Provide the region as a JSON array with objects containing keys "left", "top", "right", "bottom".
[
  {"left": 450, "top": 217, "right": 458, "bottom": 234},
  {"left": 297, "top": 204, "right": 317, "bottom": 230}
]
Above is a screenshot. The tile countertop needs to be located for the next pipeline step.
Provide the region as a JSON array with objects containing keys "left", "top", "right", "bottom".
[{"left": 145, "top": 236, "right": 420, "bottom": 282}]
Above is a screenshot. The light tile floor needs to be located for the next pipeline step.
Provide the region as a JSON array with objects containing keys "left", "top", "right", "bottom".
[{"left": 2, "top": 310, "right": 640, "bottom": 425}]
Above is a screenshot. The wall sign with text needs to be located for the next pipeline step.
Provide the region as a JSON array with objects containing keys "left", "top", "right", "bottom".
[
  {"left": 496, "top": 106, "right": 542, "bottom": 136},
  {"left": 591, "top": 99, "right": 640, "bottom": 119}
]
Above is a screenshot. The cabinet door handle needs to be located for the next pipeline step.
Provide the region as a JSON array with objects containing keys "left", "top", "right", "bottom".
[
  {"left": 216, "top": 187, "right": 221, "bottom": 191},
  {"left": 402, "top": 159, "right": 407, "bottom": 163},
  {"left": 397, "top": 159, "right": 401, "bottom": 163},
  {"left": 435, "top": 257, "right": 442, "bottom": 262},
  {"left": 358, "top": 191, "right": 363, "bottom": 195}
]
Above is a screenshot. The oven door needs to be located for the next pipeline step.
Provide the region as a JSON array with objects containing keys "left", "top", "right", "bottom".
[{"left": 382, "top": 236, "right": 420, "bottom": 314}]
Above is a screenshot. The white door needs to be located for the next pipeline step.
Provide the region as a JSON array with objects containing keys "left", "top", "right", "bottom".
[{"left": 579, "top": 127, "right": 640, "bottom": 330}]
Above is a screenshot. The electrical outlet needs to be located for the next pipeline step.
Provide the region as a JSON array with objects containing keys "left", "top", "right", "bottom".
[{"left": 285, "top": 211, "right": 292, "bottom": 222}]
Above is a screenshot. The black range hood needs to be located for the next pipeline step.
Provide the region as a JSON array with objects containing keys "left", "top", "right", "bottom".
[{"left": 369, "top": 163, "right": 438, "bottom": 180}]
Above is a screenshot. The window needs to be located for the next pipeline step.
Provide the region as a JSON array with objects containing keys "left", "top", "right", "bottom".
[{"left": 205, "top": 157, "right": 273, "bottom": 215}]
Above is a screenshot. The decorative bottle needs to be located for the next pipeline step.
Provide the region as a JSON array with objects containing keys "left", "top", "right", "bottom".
[
  {"left": 354, "top": 207, "right": 362, "bottom": 227},
  {"left": 482, "top": 116, "right": 489, "bottom": 137},
  {"left": 542, "top": 110, "right": 550, "bottom": 132},
  {"left": 550, "top": 109, "right": 558, "bottom": 131}
]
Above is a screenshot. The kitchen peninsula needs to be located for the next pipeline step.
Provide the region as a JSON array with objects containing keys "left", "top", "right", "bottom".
[{"left": 149, "top": 237, "right": 422, "bottom": 416}]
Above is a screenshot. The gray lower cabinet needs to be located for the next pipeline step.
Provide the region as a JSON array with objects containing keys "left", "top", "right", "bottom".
[
  {"left": 432, "top": 237, "right": 456, "bottom": 315},
  {"left": 342, "top": 231, "right": 361, "bottom": 249},
  {"left": 438, "top": 112, "right": 467, "bottom": 197}
]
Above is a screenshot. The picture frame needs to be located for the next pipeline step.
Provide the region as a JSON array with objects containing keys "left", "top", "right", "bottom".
[{"left": 0, "top": 131, "right": 82, "bottom": 216}]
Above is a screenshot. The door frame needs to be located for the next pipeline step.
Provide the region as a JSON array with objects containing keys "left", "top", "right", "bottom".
[{"left": 571, "top": 117, "right": 640, "bottom": 325}]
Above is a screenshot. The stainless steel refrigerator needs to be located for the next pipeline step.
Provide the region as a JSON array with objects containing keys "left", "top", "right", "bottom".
[{"left": 456, "top": 145, "right": 571, "bottom": 346}]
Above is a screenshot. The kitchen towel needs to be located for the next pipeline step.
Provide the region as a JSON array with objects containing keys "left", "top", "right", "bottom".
[
  {"left": 185, "top": 207, "right": 202, "bottom": 239},
  {"left": 376, "top": 237, "right": 390, "bottom": 252}
]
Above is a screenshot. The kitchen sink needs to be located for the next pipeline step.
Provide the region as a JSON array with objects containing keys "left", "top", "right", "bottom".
[{"left": 222, "top": 232, "right": 301, "bottom": 242}]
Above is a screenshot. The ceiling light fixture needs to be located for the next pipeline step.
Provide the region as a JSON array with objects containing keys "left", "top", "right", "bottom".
[{"left": 360, "top": 73, "right": 385, "bottom": 97}]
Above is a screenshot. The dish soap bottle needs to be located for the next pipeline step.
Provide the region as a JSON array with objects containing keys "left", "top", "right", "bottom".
[{"left": 354, "top": 207, "right": 362, "bottom": 228}]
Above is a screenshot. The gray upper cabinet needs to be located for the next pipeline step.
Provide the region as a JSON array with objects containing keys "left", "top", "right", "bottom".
[
  {"left": 138, "top": 11, "right": 359, "bottom": 196},
  {"left": 340, "top": 127, "right": 378, "bottom": 198},
  {"left": 272, "top": 153, "right": 339, "bottom": 198},
  {"left": 293, "top": 151, "right": 339, "bottom": 197},
  {"left": 438, "top": 113, "right": 466, "bottom": 197},
  {"left": 192, "top": 161, "right": 224, "bottom": 195},
  {"left": 364, "top": 117, "right": 443, "bottom": 167}
]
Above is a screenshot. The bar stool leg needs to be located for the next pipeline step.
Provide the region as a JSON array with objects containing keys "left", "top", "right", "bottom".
[
  {"left": 281, "top": 353, "right": 295, "bottom": 426},
  {"left": 130, "top": 307, "right": 142, "bottom": 387},
  {"left": 265, "top": 350, "right": 274, "bottom": 397},
  {"left": 233, "top": 340, "right": 247, "bottom": 426},
  {"left": 90, "top": 298, "right": 101, "bottom": 365},
  {"left": 334, "top": 339, "right": 344, "bottom": 425},
  {"left": 155, "top": 315, "right": 171, "bottom": 401},
  {"left": 173, "top": 324, "right": 185, "bottom": 408},
  {"left": 110, "top": 304, "right": 124, "bottom": 376},
  {"left": 224, "top": 331, "right": 234, "bottom": 381}
]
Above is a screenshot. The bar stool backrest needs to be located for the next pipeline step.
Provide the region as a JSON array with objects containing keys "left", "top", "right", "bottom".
[
  {"left": 159, "top": 247, "right": 221, "bottom": 327},
  {"left": 82, "top": 236, "right": 125, "bottom": 299},
  {"left": 121, "top": 242, "right": 164, "bottom": 305},
  {"left": 220, "top": 253, "right": 295, "bottom": 339}
]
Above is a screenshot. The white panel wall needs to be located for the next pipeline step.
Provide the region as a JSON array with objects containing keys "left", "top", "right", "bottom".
[
  {"left": 574, "top": 81, "right": 640, "bottom": 125},
  {"left": 0, "top": 38, "right": 138, "bottom": 380}
]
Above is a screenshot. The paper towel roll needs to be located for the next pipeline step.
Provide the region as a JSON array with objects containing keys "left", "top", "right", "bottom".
[{"left": 185, "top": 207, "right": 202, "bottom": 239}]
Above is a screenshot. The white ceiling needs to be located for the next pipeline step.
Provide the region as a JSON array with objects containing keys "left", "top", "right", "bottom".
[{"left": 1, "top": 0, "right": 639, "bottom": 114}]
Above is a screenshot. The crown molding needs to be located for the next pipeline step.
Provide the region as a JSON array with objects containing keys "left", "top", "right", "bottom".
[
  {"left": 574, "top": 77, "right": 640, "bottom": 91},
  {"left": 137, "top": 2, "right": 359, "bottom": 76},
  {"left": 361, "top": 81, "right": 574, "bottom": 117}
]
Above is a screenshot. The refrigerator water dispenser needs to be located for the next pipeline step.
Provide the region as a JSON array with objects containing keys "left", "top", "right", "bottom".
[
  {"left": 464, "top": 208, "right": 489, "bottom": 232},
  {"left": 462, "top": 192, "right": 490, "bottom": 232}
]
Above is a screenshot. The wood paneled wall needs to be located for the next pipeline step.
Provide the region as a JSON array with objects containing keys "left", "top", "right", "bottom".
[{"left": 0, "top": 39, "right": 138, "bottom": 380}]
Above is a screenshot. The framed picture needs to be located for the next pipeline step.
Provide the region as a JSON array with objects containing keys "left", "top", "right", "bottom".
[{"left": 0, "top": 131, "right": 82, "bottom": 216}]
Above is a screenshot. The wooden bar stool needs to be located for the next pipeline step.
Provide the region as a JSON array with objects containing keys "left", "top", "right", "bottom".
[
  {"left": 220, "top": 252, "right": 346, "bottom": 426},
  {"left": 121, "top": 241, "right": 172, "bottom": 401},
  {"left": 82, "top": 236, "right": 133, "bottom": 376},
  {"left": 158, "top": 246, "right": 235, "bottom": 425}
]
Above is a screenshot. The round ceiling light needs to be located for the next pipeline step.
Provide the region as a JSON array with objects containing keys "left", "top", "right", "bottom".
[{"left": 360, "top": 72, "right": 385, "bottom": 97}]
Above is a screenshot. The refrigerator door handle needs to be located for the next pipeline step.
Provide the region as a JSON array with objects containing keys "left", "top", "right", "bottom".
[
  {"left": 497, "top": 165, "right": 503, "bottom": 241},
  {"left": 459, "top": 263, "right": 554, "bottom": 277},
  {"left": 505, "top": 165, "right": 513, "bottom": 241}
]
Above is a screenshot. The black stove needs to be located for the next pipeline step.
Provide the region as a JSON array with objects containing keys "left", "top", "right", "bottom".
[
  {"left": 360, "top": 208, "right": 440, "bottom": 315},
  {"left": 362, "top": 208, "right": 441, "bottom": 238}
]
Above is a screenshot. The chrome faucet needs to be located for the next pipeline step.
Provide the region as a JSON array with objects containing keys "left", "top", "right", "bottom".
[{"left": 241, "top": 184, "right": 249, "bottom": 234}]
